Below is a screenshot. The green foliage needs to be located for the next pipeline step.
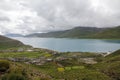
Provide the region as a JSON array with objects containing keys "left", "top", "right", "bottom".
[
  {"left": 93, "top": 49, "right": 120, "bottom": 80},
  {"left": 57, "top": 67, "right": 65, "bottom": 72},
  {"left": 64, "top": 66, "right": 85, "bottom": 71},
  {"left": 93, "top": 26, "right": 120, "bottom": 39},
  {"left": 1, "top": 73, "right": 26, "bottom": 80},
  {"left": 94, "top": 61, "right": 120, "bottom": 80},
  {"left": 106, "top": 49, "right": 120, "bottom": 58},
  {"left": 27, "top": 26, "right": 120, "bottom": 39},
  {"left": 0, "top": 52, "right": 45, "bottom": 58},
  {"left": 0, "top": 35, "right": 24, "bottom": 50},
  {"left": 72, "top": 66, "right": 85, "bottom": 69},
  {"left": 77, "top": 52, "right": 102, "bottom": 58},
  {"left": 65, "top": 67, "right": 72, "bottom": 70},
  {"left": 0, "top": 60, "right": 10, "bottom": 72},
  {"left": 32, "top": 62, "right": 111, "bottom": 80},
  {"left": 0, "top": 47, "right": 120, "bottom": 80},
  {"left": 44, "top": 53, "right": 52, "bottom": 57},
  {"left": 39, "top": 77, "right": 50, "bottom": 80}
]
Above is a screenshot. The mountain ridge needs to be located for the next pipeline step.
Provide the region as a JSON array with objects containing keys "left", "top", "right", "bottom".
[
  {"left": 26, "top": 26, "right": 120, "bottom": 39},
  {"left": 0, "top": 35, "right": 24, "bottom": 49},
  {"left": 5, "top": 33, "right": 24, "bottom": 37}
]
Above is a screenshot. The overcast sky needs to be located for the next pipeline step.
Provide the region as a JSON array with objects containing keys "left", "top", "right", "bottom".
[{"left": 0, "top": 0, "right": 120, "bottom": 35}]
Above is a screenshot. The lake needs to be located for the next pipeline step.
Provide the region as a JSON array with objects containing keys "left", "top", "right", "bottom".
[{"left": 12, "top": 37, "right": 120, "bottom": 52}]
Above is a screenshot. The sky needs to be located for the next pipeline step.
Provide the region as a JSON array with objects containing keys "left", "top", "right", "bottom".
[{"left": 0, "top": 0, "right": 120, "bottom": 35}]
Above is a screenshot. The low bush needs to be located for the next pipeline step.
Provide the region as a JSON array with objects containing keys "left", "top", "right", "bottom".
[
  {"left": 0, "top": 60, "right": 10, "bottom": 72},
  {"left": 1, "top": 73, "right": 26, "bottom": 80},
  {"left": 57, "top": 67, "right": 65, "bottom": 72}
]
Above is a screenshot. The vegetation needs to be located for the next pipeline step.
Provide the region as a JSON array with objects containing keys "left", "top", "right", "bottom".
[
  {"left": 1, "top": 73, "right": 26, "bottom": 80},
  {"left": 0, "top": 49, "right": 120, "bottom": 80},
  {"left": 0, "top": 52, "right": 47, "bottom": 58},
  {"left": 26, "top": 26, "right": 120, "bottom": 39},
  {"left": 0, "top": 35, "right": 120, "bottom": 80},
  {"left": 0, "top": 60, "right": 10, "bottom": 72},
  {"left": 0, "top": 61, "right": 51, "bottom": 80},
  {"left": 0, "top": 35, "right": 24, "bottom": 50},
  {"left": 93, "top": 26, "right": 120, "bottom": 39},
  {"left": 93, "top": 49, "right": 120, "bottom": 80},
  {"left": 26, "top": 27, "right": 104, "bottom": 38}
]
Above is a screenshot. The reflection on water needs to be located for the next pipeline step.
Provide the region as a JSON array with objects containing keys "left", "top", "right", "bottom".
[{"left": 102, "top": 40, "right": 120, "bottom": 44}]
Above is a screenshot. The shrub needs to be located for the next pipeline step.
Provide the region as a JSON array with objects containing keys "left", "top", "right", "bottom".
[
  {"left": 44, "top": 53, "right": 52, "bottom": 57},
  {"left": 65, "top": 67, "right": 72, "bottom": 70},
  {"left": 72, "top": 66, "right": 85, "bottom": 69},
  {"left": 1, "top": 73, "right": 26, "bottom": 80},
  {"left": 0, "top": 60, "right": 10, "bottom": 72},
  {"left": 40, "top": 77, "right": 51, "bottom": 80},
  {"left": 57, "top": 67, "right": 65, "bottom": 72}
]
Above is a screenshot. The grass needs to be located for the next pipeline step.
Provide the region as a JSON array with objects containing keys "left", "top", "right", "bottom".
[
  {"left": 0, "top": 49, "right": 120, "bottom": 80},
  {"left": 0, "top": 52, "right": 46, "bottom": 58},
  {"left": 0, "top": 60, "right": 51, "bottom": 80},
  {"left": 31, "top": 62, "right": 111, "bottom": 80}
]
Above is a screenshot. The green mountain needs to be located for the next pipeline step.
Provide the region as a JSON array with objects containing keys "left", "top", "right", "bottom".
[
  {"left": 26, "top": 26, "right": 120, "bottom": 39},
  {"left": 0, "top": 35, "right": 24, "bottom": 49},
  {"left": 92, "top": 26, "right": 120, "bottom": 39},
  {"left": 26, "top": 27, "right": 104, "bottom": 38},
  {"left": 5, "top": 33, "right": 24, "bottom": 37}
]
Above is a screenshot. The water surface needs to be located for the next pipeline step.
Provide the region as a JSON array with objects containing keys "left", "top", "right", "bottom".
[{"left": 12, "top": 37, "right": 120, "bottom": 52}]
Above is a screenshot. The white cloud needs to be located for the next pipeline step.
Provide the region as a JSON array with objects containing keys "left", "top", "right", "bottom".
[{"left": 0, "top": 0, "right": 120, "bottom": 35}]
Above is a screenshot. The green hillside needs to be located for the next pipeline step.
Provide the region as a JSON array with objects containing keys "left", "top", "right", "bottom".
[
  {"left": 58, "top": 27, "right": 103, "bottom": 38},
  {"left": 0, "top": 51, "right": 112, "bottom": 80},
  {"left": 0, "top": 47, "right": 120, "bottom": 79},
  {"left": 106, "top": 49, "right": 120, "bottom": 58},
  {"left": 0, "top": 35, "right": 24, "bottom": 49},
  {"left": 93, "top": 49, "right": 120, "bottom": 80},
  {"left": 93, "top": 26, "right": 120, "bottom": 39},
  {"left": 26, "top": 27, "right": 104, "bottom": 38},
  {"left": 26, "top": 26, "right": 120, "bottom": 39}
]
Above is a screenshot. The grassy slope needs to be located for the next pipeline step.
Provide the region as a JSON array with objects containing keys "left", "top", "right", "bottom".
[
  {"left": 59, "top": 27, "right": 103, "bottom": 38},
  {"left": 0, "top": 35, "right": 24, "bottom": 49},
  {"left": 0, "top": 59, "right": 111, "bottom": 80},
  {"left": 93, "top": 26, "right": 120, "bottom": 39},
  {"left": 0, "top": 40, "right": 120, "bottom": 80},
  {"left": 93, "top": 49, "right": 120, "bottom": 80},
  {"left": 27, "top": 27, "right": 104, "bottom": 38},
  {"left": 0, "top": 51, "right": 50, "bottom": 58},
  {"left": 27, "top": 26, "right": 120, "bottom": 39},
  {"left": 0, "top": 51, "right": 112, "bottom": 80},
  {"left": 32, "top": 62, "right": 111, "bottom": 80},
  {"left": 0, "top": 60, "right": 51, "bottom": 80}
]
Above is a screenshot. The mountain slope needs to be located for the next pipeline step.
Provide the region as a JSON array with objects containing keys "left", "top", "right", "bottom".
[
  {"left": 106, "top": 49, "right": 120, "bottom": 58},
  {"left": 92, "top": 26, "right": 120, "bottom": 39},
  {"left": 26, "top": 27, "right": 105, "bottom": 38},
  {"left": 58, "top": 27, "right": 104, "bottom": 38},
  {"left": 26, "top": 26, "right": 120, "bottom": 39},
  {"left": 94, "top": 49, "right": 120, "bottom": 80},
  {"left": 5, "top": 33, "right": 23, "bottom": 37},
  {"left": 0, "top": 35, "right": 24, "bottom": 49}
]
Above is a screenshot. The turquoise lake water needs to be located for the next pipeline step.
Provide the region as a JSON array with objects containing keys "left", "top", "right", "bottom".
[{"left": 12, "top": 37, "right": 120, "bottom": 52}]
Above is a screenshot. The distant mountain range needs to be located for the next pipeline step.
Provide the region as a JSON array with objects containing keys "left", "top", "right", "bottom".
[
  {"left": 26, "top": 26, "right": 120, "bottom": 39},
  {"left": 0, "top": 35, "right": 24, "bottom": 49},
  {"left": 5, "top": 33, "right": 24, "bottom": 37}
]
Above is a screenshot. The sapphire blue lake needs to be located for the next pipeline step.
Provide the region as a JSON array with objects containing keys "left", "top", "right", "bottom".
[{"left": 12, "top": 37, "right": 120, "bottom": 52}]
